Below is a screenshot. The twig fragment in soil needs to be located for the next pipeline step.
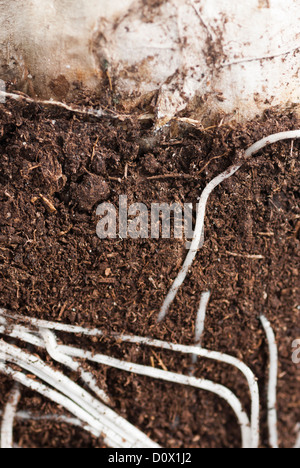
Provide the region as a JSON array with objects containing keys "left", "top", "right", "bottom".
[
  {"left": 151, "top": 350, "right": 168, "bottom": 372},
  {"left": 146, "top": 154, "right": 225, "bottom": 181},
  {"left": 226, "top": 251, "right": 265, "bottom": 260},
  {"left": 91, "top": 137, "right": 99, "bottom": 162},
  {"left": 147, "top": 173, "right": 194, "bottom": 181},
  {"left": 258, "top": 232, "right": 274, "bottom": 237},
  {"left": 39, "top": 194, "right": 57, "bottom": 214}
]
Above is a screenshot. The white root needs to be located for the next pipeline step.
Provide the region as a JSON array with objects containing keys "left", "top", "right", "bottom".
[
  {"left": 0, "top": 396, "right": 101, "bottom": 441},
  {"left": 194, "top": 291, "right": 211, "bottom": 345},
  {"left": 60, "top": 342, "right": 258, "bottom": 448},
  {"left": 18, "top": 412, "right": 103, "bottom": 438},
  {"left": 294, "top": 424, "right": 300, "bottom": 449},
  {"left": 57, "top": 343, "right": 252, "bottom": 448},
  {"left": 157, "top": 164, "right": 240, "bottom": 323},
  {"left": 0, "top": 316, "right": 44, "bottom": 348},
  {"left": 40, "top": 328, "right": 111, "bottom": 405},
  {"left": 0, "top": 362, "right": 111, "bottom": 443},
  {"left": 0, "top": 340, "right": 159, "bottom": 449},
  {"left": 158, "top": 130, "right": 300, "bottom": 323},
  {"left": 0, "top": 410, "right": 90, "bottom": 431},
  {"left": 243, "top": 132, "right": 300, "bottom": 158},
  {"left": 0, "top": 313, "right": 259, "bottom": 448},
  {"left": 260, "top": 315, "right": 279, "bottom": 449},
  {"left": 0, "top": 383, "right": 21, "bottom": 449},
  {"left": 6, "top": 327, "right": 252, "bottom": 447},
  {"left": 0, "top": 131, "right": 298, "bottom": 449},
  {"left": 1, "top": 320, "right": 251, "bottom": 447},
  {"left": 0, "top": 90, "right": 128, "bottom": 121},
  {"left": 14, "top": 411, "right": 111, "bottom": 444},
  {"left": 0, "top": 311, "right": 97, "bottom": 337},
  {"left": 191, "top": 290, "right": 211, "bottom": 364}
]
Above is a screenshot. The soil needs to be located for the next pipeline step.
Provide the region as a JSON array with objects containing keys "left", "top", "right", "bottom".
[{"left": 0, "top": 95, "right": 299, "bottom": 448}]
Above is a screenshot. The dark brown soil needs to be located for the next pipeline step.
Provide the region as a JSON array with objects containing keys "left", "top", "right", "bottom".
[{"left": 0, "top": 96, "right": 299, "bottom": 448}]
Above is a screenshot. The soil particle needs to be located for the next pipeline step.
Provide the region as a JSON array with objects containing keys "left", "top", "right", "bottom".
[
  {"left": 142, "top": 153, "right": 162, "bottom": 174},
  {"left": 71, "top": 173, "right": 110, "bottom": 211},
  {"left": 91, "top": 152, "right": 107, "bottom": 176}
]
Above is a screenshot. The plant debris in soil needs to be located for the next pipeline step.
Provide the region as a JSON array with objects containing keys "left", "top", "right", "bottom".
[{"left": 0, "top": 96, "right": 299, "bottom": 448}]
